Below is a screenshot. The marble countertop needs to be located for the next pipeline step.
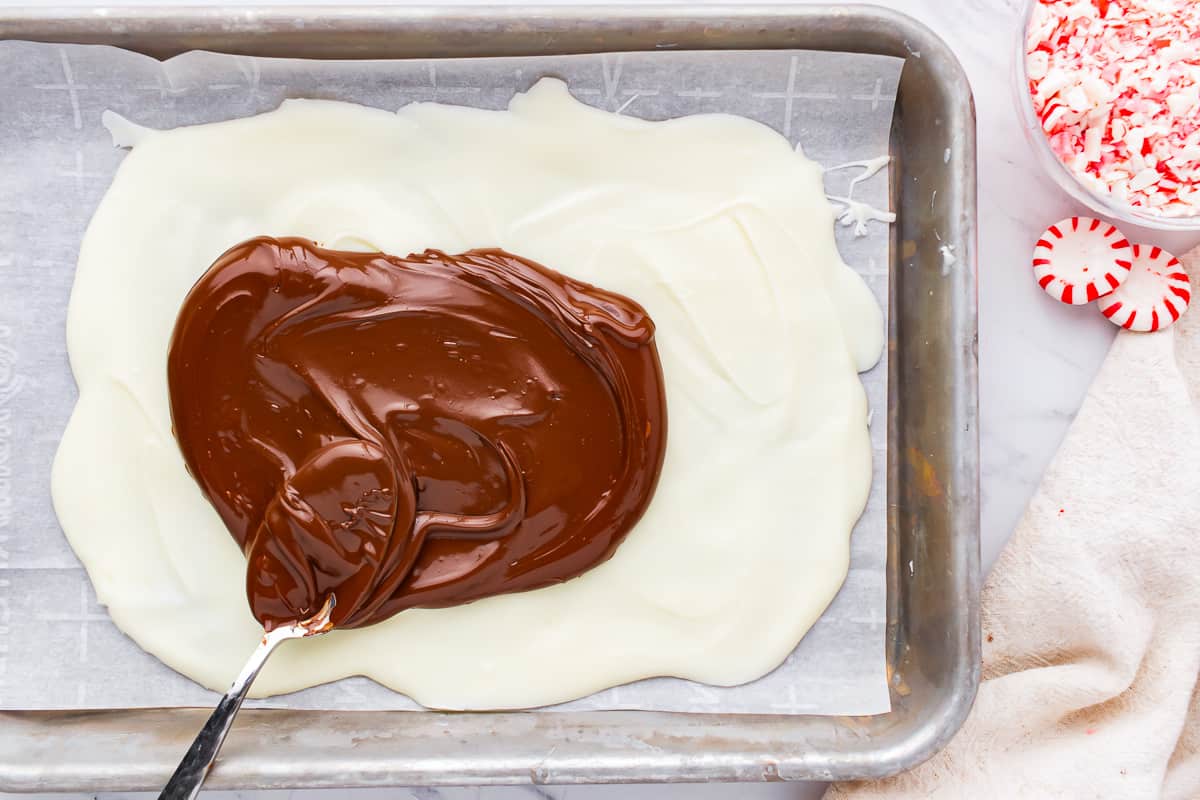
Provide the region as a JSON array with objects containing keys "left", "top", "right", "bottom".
[{"left": 4, "top": 0, "right": 1199, "bottom": 798}]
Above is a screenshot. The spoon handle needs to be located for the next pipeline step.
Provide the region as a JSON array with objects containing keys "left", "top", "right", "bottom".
[{"left": 158, "top": 625, "right": 301, "bottom": 800}]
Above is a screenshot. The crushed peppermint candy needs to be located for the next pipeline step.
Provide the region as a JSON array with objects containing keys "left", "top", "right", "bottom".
[{"left": 1026, "top": 0, "right": 1200, "bottom": 218}]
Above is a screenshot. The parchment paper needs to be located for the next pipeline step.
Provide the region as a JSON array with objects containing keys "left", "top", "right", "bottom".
[{"left": 0, "top": 42, "right": 899, "bottom": 715}]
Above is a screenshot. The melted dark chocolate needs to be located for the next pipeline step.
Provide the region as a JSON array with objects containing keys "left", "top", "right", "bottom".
[{"left": 168, "top": 237, "right": 667, "bottom": 631}]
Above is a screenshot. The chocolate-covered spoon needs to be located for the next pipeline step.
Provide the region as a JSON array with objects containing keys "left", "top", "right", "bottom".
[
  {"left": 160, "top": 441, "right": 402, "bottom": 799},
  {"left": 157, "top": 595, "right": 335, "bottom": 800},
  {"left": 159, "top": 437, "right": 524, "bottom": 798}
]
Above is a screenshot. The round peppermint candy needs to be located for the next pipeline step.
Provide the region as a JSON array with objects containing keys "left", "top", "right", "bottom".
[
  {"left": 1097, "top": 245, "right": 1190, "bottom": 333},
  {"left": 1033, "top": 216, "right": 1132, "bottom": 305}
]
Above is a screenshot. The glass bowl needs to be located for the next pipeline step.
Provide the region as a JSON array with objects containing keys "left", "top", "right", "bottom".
[{"left": 1012, "top": 0, "right": 1200, "bottom": 232}]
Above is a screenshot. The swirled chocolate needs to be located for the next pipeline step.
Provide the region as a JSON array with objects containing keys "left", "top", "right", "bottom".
[{"left": 168, "top": 237, "right": 667, "bottom": 631}]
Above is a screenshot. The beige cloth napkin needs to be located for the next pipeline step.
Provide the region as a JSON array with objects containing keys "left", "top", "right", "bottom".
[{"left": 829, "top": 246, "right": 1200, "bottom": 800}]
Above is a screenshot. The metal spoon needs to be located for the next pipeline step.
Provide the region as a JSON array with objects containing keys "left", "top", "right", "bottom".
[{"left": 157, "top": 596, "right": 336, "bottom": 800}]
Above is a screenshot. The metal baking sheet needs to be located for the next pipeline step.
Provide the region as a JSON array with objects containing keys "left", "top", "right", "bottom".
[{"left": 0, "top": 4, "right": 980, "bottom": 789}]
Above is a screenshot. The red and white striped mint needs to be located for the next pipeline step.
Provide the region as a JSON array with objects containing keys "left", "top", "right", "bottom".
[
  {"left": 1097, "top": 245, "right": 1191, "bottom": 332},
  {"left": 1033, "top": 216, "right": 1131, "bottom": 305}
]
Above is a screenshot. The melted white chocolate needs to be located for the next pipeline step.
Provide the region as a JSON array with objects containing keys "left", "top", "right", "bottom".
[{"left": 52, "top": 78, "right": 882, "bottom": 709}]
